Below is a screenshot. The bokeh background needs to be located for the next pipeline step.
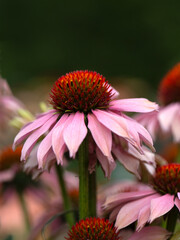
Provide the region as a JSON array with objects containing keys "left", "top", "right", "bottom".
[
  {"left": 1, "top": 1, "right": 180, "bottom": 239},
  {"left": 1, "top": 0, "right": 180, "bottom": 92}
]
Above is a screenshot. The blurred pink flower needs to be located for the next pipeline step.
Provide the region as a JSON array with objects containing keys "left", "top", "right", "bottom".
[
  {"left": 104, "top": 164, "right": 180, "bottom": 231},
  {"left": 13, "top": 71, "right": 158, "bottom": 177},
  {"left": 0, "top": 77, "right": 23, "bottom": 129},
  {"left": 127, "top": 226, "right": 170, "bottom": 240},
  {"left": 136, "top": 63, "right": 180, "bottom": 142}
]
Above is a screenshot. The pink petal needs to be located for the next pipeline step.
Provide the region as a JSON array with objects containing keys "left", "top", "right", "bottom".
[
  {"left": 113, "top": 147, "right": 140, "bottom": 178},
  {"left": 92, "top": 109, "right": 131, "bottom": 139},
  {"left": 149, "top": 194, "right": 174, "bottom": 223},
  {"left": 109, "top": 205, "right": 122, "bottom": 222},
  {"left": 109, "top": 98, "right": 158, "bottom": 113},
  {"left": 52, "top": 114, "right": 69, "bottom": 164},
  {"left": 128, "top": 144, "right": 155, "bottom": 165},
  {"left": 0, "top": 168, "right": 16, "bottom": 182},
  {"left": 13, "top": 110, "right": 57, "bottom": 149},
  {"left": 104, "top": 190, "right": 156, "bottom": 211},
  {"left": 158, "top": 104, "right": 179, "bottom": 132},
  {"left": 178, "top": 192, "right": 180, "bottom": 199},
  {"left": 125, "top": 116, "right": 154, "bottom": 152},
  {"left": 129, "top": 226, "right": 170, "bottom": 240},
  {"left": 37, "top": 131, "right": 53, "bottom": 168},
  {"left": 96, "top": 147, "right": 116, "bottom": 178},
  {"left": 172, "top": 111, "right": 180, "bottom": 142},
  {"left": 175, "top": 197, "right": 180, "bottom": 211},
  {"left": 21, "top": 114, "right": 58, "bottom": 160},
  {"left": 88, "top": 113, "right": 113, "bottom": 161},
  {"left": 136, "top": 205, "right": 150, "bottom": 231},
  {"left": 115, "top": 194, "right": 159, "bottom": 230},
  {"left": 63, "top": 112, "right": 87, "bottom": 158}
]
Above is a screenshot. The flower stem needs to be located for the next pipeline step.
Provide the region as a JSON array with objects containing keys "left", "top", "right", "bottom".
[
  {"left": 55, "top": 164, "right": 75, "bottom": 227},
  {"left": 17, "top": 191, "right": 31, "bottom": 231},
  {"left": 78, "top": 137, "right": 90, "bottom": 219},
  {"left": 166, "top": 206, "right": 179, "bottom": 233},
  {"left": 89, "top": 171, "right": 96, "bottom": 217}
]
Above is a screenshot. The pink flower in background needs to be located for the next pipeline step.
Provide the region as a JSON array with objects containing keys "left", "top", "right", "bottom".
[
  {"left": 13, "top": 70, "right": 158, "bottom": 177},
  {"left": 103, "top": 163, "right": 180, "bottom": 230},
  {"left": 136, "top": 63, "right": 180, "bottom": 142},
  {"left": 127, "top": 226, "right": 170, "bottom": 240},
  {"left": 0, "top": 77, "right": 23, "bottom": 129}
]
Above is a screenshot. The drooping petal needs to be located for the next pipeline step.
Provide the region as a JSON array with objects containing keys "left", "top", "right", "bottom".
[
  {"left": 178, "top": 192, "right": 180, "bottom": 199},
  {"left": 63, "top": 112, "right": 87, "bottom": 158},
  {"left": 96, "top": 147, "right": 116, "bottom": 178},
  {"left": 37, "top": 131, "right": 53, "bottom": 168},
  {"left": 13, "top": 110, "right": 57, "bottom": 149},
  {"left": 21, "top": 114, "right": 58, "bottom": 161},
  {"left": 171, "top": 111, "right": 180, "bottom": 142},
  {"left": 125, "top": 115, "right": 154, "bottom": 152},
  {"left": 149, "top": 194, "right": 174, "bottom": 223},
  {"left": 88, "top": 113, "right": 113, "bottom": 161},
  {"left": 175, "top": 197, "right": 180, "bottom": 211},
  {"left": 115, "top": 194, "right": 159, "bottom": 230},
  {"left": 104, "top": 190, "right": 156, "bottom": 211},
  {"left": 113, "top": 147, "right": 140, "bottom": 178},
  {"left": 109, "top": 98, "right": 158, "bottom": 113},
  {"left": 136, "top": 205, "right": 151, "bottom": 231},
  {"left": 52, "top": 114, "right": 69, "bottom": 164},
  {"left": 158, "top": 103, "right": 179, "bottom": 132},
  {"left": 129, "top": 226, "right": 170, "bottom": 240},
  {"left": 92, "top": 109, "right": 130, "bottom": 139}
]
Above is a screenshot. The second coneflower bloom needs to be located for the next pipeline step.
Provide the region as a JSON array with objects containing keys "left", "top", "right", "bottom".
[
  {"left": 136, "top": 63, "right": 180, "bottom": 142},
  {"left": 13, "top": 70, "right": 158, "bottom": 176}
]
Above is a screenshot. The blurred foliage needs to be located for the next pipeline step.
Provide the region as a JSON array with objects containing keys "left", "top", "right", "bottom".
[{"left": 1, "top": 0, "right": 180, "bottom": 89}]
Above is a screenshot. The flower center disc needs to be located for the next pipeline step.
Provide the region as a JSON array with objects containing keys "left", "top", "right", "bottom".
[
  {"left": 158, "top": 63, "right": 180, "bottom": 105},
  {"left": 65, "top": 217, "right": 120, "bottom": 240},
  {"left": 50, "top": 70, "right": 114, "bottom": 113},
  {"left": 153, "top": 164, "right": 180, "bottom": 195},
  {"left": 0, "top": 146, "right": 22, "bottom": 171}
]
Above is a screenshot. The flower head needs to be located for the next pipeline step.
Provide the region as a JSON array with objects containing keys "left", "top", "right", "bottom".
[
  {"left": 153, "top": 164, "right": 180, "bottom": 195},
  {"left": 135, "top": 63, "right": 180, "bottom": 142},
  {"left": 13, "top": 70, "right": 158, "bottom": 177},
  {"left": 50, "top": 70, "right": 114, "bottom": 113},
  {"left": 159, "top": 63, "right": 180, "bottom": 106},
  {"left": 65, "top": 217, "right": 120, "bottom": 240},
  {"left": 104, "top": 163, "right": 180, "bottom": 231}
]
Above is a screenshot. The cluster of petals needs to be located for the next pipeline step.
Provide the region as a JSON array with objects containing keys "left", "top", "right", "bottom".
[
  {"left": 13, "top": 96, "right": 158, "bottom": 177},
  {"left": 135, "top": 103, "right": 180, "bottom": 142},
  {"left": 0, "top": 77, "right": 23, "bottom": 129},
  {"left": 103, "top": 181, "right": 180, "bottom": 231}
]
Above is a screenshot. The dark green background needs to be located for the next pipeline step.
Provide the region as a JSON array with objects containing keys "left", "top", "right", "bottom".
[{"left": 1, "top": 0, "right": 180, "bottom": 89}]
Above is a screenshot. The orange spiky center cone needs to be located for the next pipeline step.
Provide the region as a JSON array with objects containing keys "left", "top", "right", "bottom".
[
  {"left": 49, "top": 70, "right": 114, "bottom": 113},
  {"left": 153, "top": 164, "right": 180, "bottom": 195},
  {"left": 158, "top": 63, "right": 180, "bottom": 105},
  {"left": 65, "top": 217, "right": 120, "bottom": 240},
  {"left": 0, "top": 146, "right": 22, "bottom": 171}
]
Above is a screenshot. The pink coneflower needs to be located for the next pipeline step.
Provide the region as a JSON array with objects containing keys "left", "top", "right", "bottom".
[
  {"left": 13, "top": 70, "right": 158, "bottom": 176},
  {"left": 0, "top": 77, "right": 23, "bottom": 129},
  {"left": 136, "top": 63, "right": 180, "bottom": 142},
  {"left": 104, "top": 163, "right": 180, "bottom": 231}
]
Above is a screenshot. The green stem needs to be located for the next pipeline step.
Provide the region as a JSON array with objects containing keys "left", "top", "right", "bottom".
[
  {"left": 166, "top": 206, "right": 179, "bottom": 233},
  {"left": 78, "top": 137, "right": 89, "bottom": 219},
  {"left": 89, "top": 171, "right": 97, "bottom": 217},
  {"left": 17, "top": 191, "right": 31, "bottom": 231},
  {"left": 55, "top": 164, "right": 75, "bottom": 227}
]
